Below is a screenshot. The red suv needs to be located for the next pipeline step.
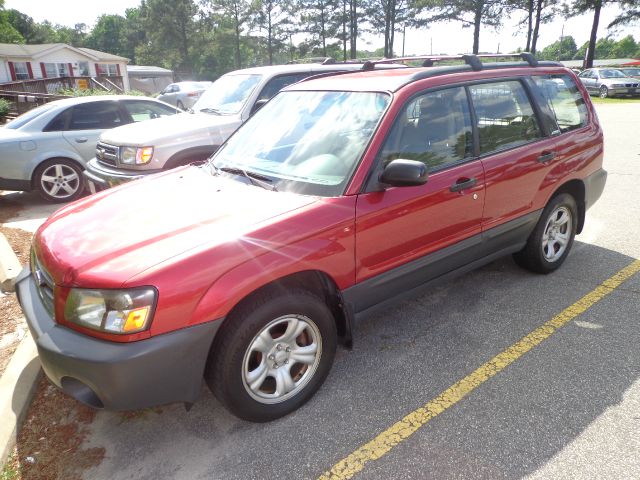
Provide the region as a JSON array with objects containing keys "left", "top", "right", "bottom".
[{"left": 17, "top": 54, "right": 606, "bottom": 422}]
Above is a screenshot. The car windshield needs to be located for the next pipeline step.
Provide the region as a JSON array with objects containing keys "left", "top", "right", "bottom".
[
  {"left": 5, "top": 104, "right": 53, "bottom": 130},
  {"left": 210, "top": 90, "right": 391, "bottom": 197},
  {"left": 623, "top": 68, "right": 640, "bottom": 76},
  {"left": 599, "top": 69, "right": 627, "bottom": 79},
  {"left": 193, "top": 74, "right": 262, "bottom": 115}
]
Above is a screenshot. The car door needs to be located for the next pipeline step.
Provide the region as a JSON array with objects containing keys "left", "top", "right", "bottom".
[
  {"left": 468, "top": 79, "right": 553, "bottom": 232},
  {"left": 352, "top": 86, "right": 485, "bottom": 311},
  {"left": 158, "top": 84, "right": 178, "bottom": 106},
  {"left": 62, "top": 101, "right": 127, "bottom": 161},
  {"left": 578, "top": 70, "right": 593, "bottom": 93}
]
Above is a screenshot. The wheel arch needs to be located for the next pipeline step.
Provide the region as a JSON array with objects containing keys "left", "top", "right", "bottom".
[
  {"left": 549, "top": 178, "right": 586, "bottom": 234},
  {"left": 163, "top": 145, "right": 219, "bottom": 170},
  {"left": 30, "top": 156, "right": 85, "bottom": 189},
  {"left": 212, "top": 270, "right": 353, "bottom": 350}
]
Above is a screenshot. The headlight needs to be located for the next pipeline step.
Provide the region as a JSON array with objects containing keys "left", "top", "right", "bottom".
[
  {"left": 120, "top": 147, "right": 153, "bottom": 165},
  {"left": 64, "top": 287, "right": 156, "bottom": 334}
]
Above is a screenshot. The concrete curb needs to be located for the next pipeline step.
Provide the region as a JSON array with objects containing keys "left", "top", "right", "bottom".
[
  {"left": 0, "top": 233, "right": 21, "bottom": 293},
  {"left": 0, "top": 333, "right": 41, "bottom": 468}
]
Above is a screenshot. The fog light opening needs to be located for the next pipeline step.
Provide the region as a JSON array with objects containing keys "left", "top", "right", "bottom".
[{"left": 60, "top": 377, "right": 104, "bottom": 409}]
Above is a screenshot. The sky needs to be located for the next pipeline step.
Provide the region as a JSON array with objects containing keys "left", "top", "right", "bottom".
[{"left": 6, "top": 0, "right": 639, "bottom": 57}]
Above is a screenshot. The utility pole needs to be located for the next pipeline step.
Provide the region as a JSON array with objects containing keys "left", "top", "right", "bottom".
[
  {"left": 559, "top": 24, "right": 564, "bottom": 61},
  {"left": 402, "top": 24, "right": 406, "bottom": 57},
  {"left": 430, "top": 37, "right": 433, "bottom": 55}
]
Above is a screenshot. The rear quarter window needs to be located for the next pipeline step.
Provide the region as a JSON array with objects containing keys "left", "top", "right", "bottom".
[
  {"left": 469, "top": 81, "right": 542, "bottom": 155},
  {"left": 533, "top": 75, "right": 588, "bottom": 134}
]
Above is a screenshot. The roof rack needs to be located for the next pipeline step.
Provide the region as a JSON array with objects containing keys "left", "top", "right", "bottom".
[{"left": 364, "top": 52, "right": 540, "bottom": 71}]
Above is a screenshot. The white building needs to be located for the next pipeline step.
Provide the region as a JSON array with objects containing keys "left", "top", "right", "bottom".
[{"left": 0, "top": 43, "right": 130, "bottom": 90}]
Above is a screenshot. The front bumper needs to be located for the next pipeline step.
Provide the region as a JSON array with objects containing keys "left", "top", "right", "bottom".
[
  {"left": 15, "top": 268, "right": 221, "bottom": 410},
  {"left": 83, "top": 158, "right": 162, "bottom": 192}
]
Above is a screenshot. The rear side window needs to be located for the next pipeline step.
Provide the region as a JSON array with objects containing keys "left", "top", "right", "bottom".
[
  {"left": 533, "top": 75, "right": 588, "bottom": 134},
  {"left": 378, "top": 86, "right": 473, "bottom": 171},
  {"left": 469, "top": 81, "right": 542, "bottom": 155},
  {"left": 122, "top": 100, "right": 177, "bottom": 122},
  {"left": 68, "top": 102, "right": 126, "bottom": 130},
  {"left": 256, "top": 73, "right": 312, "bottom": 102}
]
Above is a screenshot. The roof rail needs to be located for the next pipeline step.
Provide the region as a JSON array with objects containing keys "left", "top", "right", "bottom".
[{"left": 362, "top": 52, "right": 541, "bottom": 71}]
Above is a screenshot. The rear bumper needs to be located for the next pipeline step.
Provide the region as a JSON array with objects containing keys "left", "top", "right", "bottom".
[
  {"left": 15, "top": 268, "right": 221, "bottom": 410},
  {"left": 584, "top": 168, "right": 607, "bottom": 211}
]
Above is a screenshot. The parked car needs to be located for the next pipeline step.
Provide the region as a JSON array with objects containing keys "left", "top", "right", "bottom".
[
  {"left": 156, "top": 81, "right": 213, "bottom": 110},
  {"left": 17, "top": 54, "right": 606, "bottom": 421},
  {"left": 618, "top": 67, "right": 640, "bottom": 80},
  {"left": 577, "top": 68, "right": 640, "bottom": 98},
  {"left": 0, "top": 96, "right": 179, "bottom": 202},
  {"left": 83, "top": 62, "right": 399, "bottom": 192}
]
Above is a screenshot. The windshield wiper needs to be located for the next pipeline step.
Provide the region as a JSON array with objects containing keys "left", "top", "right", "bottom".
[
  {"left": 219, "top": 166, "right": 278, "bottom": 191},
  {"left": 199, "top": 107, "right": 222, "bottom": 115}
]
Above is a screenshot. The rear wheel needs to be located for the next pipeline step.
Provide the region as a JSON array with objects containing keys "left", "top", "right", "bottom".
[
  {"left": 599, "top": 85, "right": 609, "bottom": 98},
  {"left": 206, "top": 289, "right": 337, "bottom": 422},
  {"left": 513, "top": 193, "right": 577, "bottom": 274},
  {"left": 34, "top": 159, "right": 84, "bottom": 203}
]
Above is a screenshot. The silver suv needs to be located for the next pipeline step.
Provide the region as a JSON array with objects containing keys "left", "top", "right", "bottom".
[{"left": 83, "top": 63, "right": 373, "bottom": 191}]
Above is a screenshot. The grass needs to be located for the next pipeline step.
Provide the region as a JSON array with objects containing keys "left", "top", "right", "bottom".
[{"left": 590, "top": 95, "right": 640, "bottom": 104}]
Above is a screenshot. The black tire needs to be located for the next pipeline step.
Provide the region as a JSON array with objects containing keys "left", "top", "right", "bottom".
[
  {"left": 33, "top": 158, "right": 85, "bottom": 203},
  {"left": 599, "top": 85, "right": 609, "bottom": 98},
  {"left": 205, "top": 288, "right": 337, "bottom": 422},
  {"left": 177, "top": 100, "right": 185, "bottom": 110},
  {"left": 513, "top": 193, "right": 578, "bottom": 274}
]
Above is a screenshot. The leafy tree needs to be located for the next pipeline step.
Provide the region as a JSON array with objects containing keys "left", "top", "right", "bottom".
[
  {"left": 427, "top": 0, "right": 504, "bottom": 54},
  {"left": 608, "top": 0, "right": 640, "bottom": 29},
  {"left": 86, "top": 15, "right": 128, "bottom": 56},
  {"left": 254, "top": 0, "right": 294, "bottom": 64},
  {"left": 202, "top": 0, "right": 254, "bottom": 69},
  {"left": 564, "top": 0, "right": 616, "bottom": 67},
  {"left": 611, "top": 34, "right": 637, "bottom": 58},
  {"left": 538, "top": 35, "right": 577, "bottom": 60},
  {"left": 299, "top": 0, "right": 341, "bottom": 57}
]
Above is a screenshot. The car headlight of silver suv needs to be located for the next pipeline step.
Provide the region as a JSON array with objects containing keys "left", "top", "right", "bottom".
[
  {"left": 64, "top": 287, "right": 157, "bottom": 334},
  {"left": 120, "top": 146, "right": 153, "bottom": 165}
]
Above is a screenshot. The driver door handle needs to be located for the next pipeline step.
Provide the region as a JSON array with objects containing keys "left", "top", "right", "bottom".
[
  {"left": 450, "top": 177, "right": 477, "bottom": 192},
  {"left": 75, "top": 137, "right": 88, "bottom": 143}
]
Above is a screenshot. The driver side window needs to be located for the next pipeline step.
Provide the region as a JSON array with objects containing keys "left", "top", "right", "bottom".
[{"left": 378, "top": 87, "right": 473, "bottom": 172}]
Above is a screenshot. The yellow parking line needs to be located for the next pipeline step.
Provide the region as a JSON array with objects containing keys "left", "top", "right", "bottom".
[{"left": 319, "top": 259, "right": 640, "bottom": 480}]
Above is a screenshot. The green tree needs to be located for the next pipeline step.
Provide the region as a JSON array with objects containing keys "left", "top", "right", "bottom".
[
  {"left": 427, "top": 0, "right": 504, "bottom": 54},
  {"left": 538, "top": 35, "right": 577, "bottom": 60},
  {"left": 611, "top": 34, "right": 637, "bottom": 58},
  {"left": 564, "top": 0, "right": 616, "bottom": 67},
  {"left": 608, "top": 0, "right": 640, "bottom": 29},
  {"left": 86, "top": 15, "right": 128, "bottom": 57},
  {"left": 202, "top": 0, "right": 254, "bottom": 69},
  {"left": 299, "top": 0, "right": 341, "bottom": 57},
  {"left": 254, "top": 0, "right": 294, "bottom": 64}
]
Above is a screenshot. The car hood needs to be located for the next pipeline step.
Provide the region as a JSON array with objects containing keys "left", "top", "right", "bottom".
[
  {"left": 99, "top": 112, "right": 241, "bottom": 147},
  {"left": 34, "top": 166, "right": 318, "bottom": 287}
]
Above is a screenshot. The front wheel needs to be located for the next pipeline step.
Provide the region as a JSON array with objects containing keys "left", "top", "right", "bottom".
[
  {"left": 513, "top": 193, "right": 578, "bottom": 274},
  {"left": 206, "top": 289, "right": 337, "bottom": 422},
  {"left": 33, "top": 159, "right": 85, "bottom": 203},
  {"left": 599, "top": 85, "right": 609, "bottom": 98}
]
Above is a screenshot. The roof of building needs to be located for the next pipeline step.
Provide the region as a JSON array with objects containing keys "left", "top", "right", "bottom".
[
  {"left": 559, "top": 58, "right": 637, "bottom": 68},
  {"left": 127, "top": 65, "right": 174, "bottom": 75},
  {"left": 0, "top": 43, "right": 129, "bottom": 62}
]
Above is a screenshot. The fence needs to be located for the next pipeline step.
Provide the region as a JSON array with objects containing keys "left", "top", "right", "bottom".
[{"left": 0, "top": 76, "right": 124, "bottom": 95}]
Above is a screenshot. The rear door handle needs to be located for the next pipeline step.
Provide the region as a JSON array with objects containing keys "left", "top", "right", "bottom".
[
  {"left": 537, "top": 151, "right": 556, "bottom": 163},
  {"left": 450, "top": 177, "right": 477, "bottom": 192},
  {"left": 75, "top": 137, "right": 88, "bottom": 143}
]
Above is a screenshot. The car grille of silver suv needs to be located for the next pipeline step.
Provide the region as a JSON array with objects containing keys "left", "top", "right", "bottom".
[
  {"left": 31, "top": 249, "right": 56, "bottom": 316},
  {"left": 96, "top": 142, "right": 119, "bottom": 167}
]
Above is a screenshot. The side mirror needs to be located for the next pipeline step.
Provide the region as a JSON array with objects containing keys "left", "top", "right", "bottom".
[
  {"left": 250, "top": 98, "right": 269, "bottom": 116},
  {"left": 380, "top": 159, "right": 428, "bottom": 187}
]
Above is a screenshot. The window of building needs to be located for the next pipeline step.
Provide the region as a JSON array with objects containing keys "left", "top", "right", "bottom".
[
  {"left": 14, "top": 62, "right": 30, "bottom": 80},
  {"left": 96, "top": 64, "right": 119, "bottom": 76},
  {"left": 469, "top": 81, "right": 542, "bottom": 155},
  {"left": 43, "top": 63, "right": 70, "bottom": 78}
]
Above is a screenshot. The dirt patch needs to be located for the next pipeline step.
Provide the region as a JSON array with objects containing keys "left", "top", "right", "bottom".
[
  {"left": 0, "top": 194, "right": 31, "bottom": 377},
  {"left": 2, "top": 377, "right": 105, "bottom": 480}
]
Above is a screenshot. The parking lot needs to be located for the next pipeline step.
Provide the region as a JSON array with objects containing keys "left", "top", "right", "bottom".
[{"left": 4, "top": 102, "right": 640, "bottom": 479}]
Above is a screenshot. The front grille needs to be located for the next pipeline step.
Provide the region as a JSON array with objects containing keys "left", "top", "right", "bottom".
[
  {"left": 31, "top": 251, "right": 56, "bottom": 316},
  {"left": 96, "top": 142, "right": 119, "bottom": 167}
]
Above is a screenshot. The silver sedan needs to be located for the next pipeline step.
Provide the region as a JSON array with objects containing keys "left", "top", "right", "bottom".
[
  {"left": 156, "top": 81, "right": 213, "bottom": 110},
  {"left": 0, "top": 96, "right": 179, "bottom": 202},
  {"left": 577, "top": 68, "right": 640, "bottom": 98}
]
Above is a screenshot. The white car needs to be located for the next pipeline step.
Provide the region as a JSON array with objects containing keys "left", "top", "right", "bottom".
[
  {"left": 156, "top": 81, "right": 213, "bottom": 110},
  {"left": 0, "top": 96, "right": 179, "bottom": 202}
]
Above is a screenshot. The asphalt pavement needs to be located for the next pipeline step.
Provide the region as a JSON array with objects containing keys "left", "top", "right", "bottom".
[{"left": 13, "top": 102, "right": 640, "bottom": 480}]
